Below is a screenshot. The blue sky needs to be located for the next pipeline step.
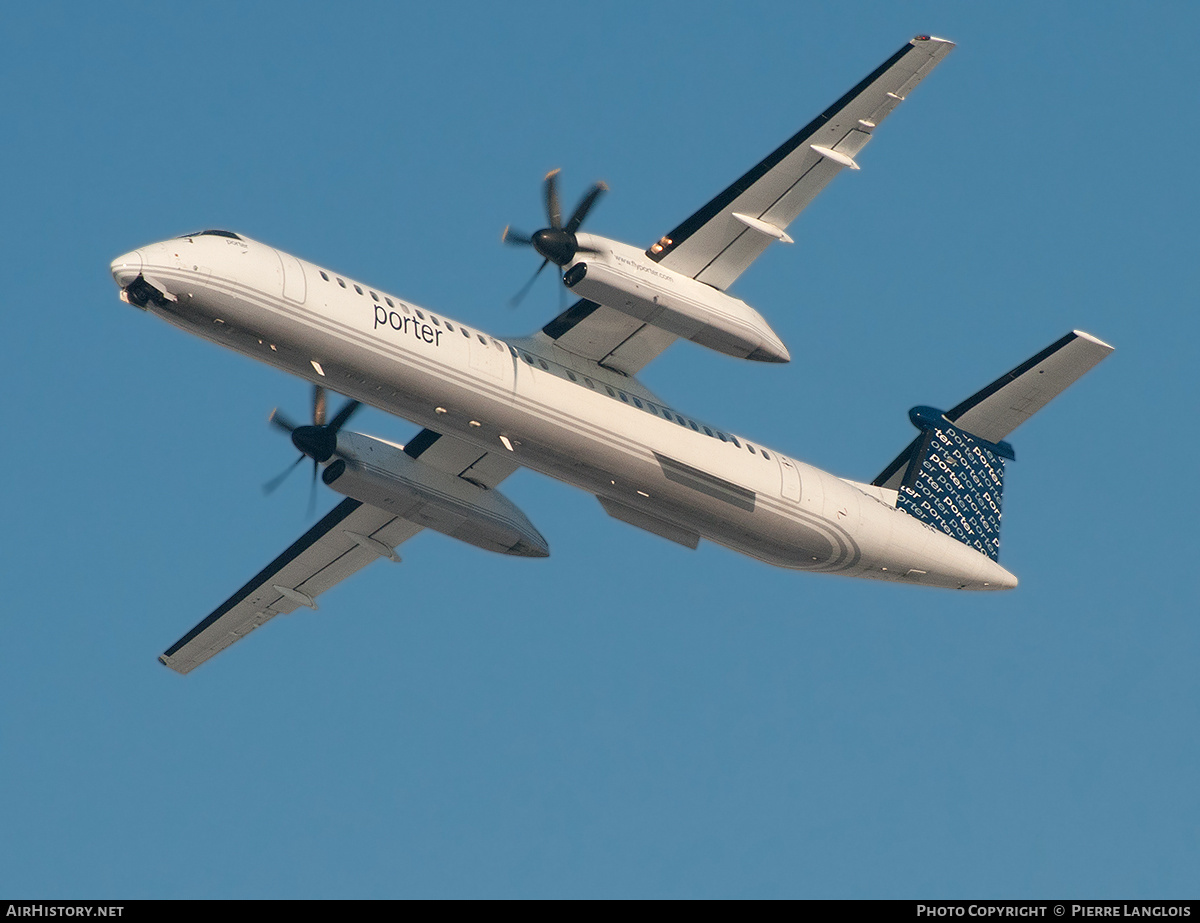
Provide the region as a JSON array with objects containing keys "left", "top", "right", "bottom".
[{"left": 3, "top": 1, "right": 1196, "bottom": 898}]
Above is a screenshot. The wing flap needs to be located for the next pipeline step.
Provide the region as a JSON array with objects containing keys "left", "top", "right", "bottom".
[{"left": 160, "top": 499, "right": 421, "bottom": 674}]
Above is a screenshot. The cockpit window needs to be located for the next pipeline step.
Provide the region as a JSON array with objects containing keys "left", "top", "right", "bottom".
[{"left": 177, "top": 229, "right": 243, "bottom": 240}]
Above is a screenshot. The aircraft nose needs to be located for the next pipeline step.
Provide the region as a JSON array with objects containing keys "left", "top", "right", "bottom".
[{"left": 110, "top": 250, "right": 143, "bottom": 288}]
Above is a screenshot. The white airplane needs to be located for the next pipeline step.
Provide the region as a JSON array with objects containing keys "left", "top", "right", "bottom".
[{"left": 110, "top": 35, "right": 1112, "bottom": 674}]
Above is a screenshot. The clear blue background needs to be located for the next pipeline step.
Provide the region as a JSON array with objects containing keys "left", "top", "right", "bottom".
[{"left": 3, "top": 1, "right": 1195, "bottom": 899}]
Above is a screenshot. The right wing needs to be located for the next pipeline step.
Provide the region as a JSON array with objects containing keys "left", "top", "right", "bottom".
[
  {"left": 648, "top": 34, "right": 955, "bottom": 290},
  {"left": 159, "top": 498, "right": 422, "bottom": 674},
  {"left": 539, "top": 35, "right": 955, "bottom": 375}
]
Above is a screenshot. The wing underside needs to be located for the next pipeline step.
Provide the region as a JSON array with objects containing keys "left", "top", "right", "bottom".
[
  {"left": 650, "top": 35, "right": 955, "bottom": 289},
  {"left": 159, "top": 498, "right": 422, "bottom": 674}
]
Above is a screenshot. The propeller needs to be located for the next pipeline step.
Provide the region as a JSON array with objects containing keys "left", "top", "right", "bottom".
[
  {"left": 264, "top": 384, "right": 361, "bottom": 515},
  {"left": 503, "top": 169, "right": 606, "bottom": 306}
]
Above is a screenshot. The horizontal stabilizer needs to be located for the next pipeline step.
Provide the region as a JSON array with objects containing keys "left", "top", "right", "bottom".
[
  {"left": 872, "top": 330, "right": 1113, "bottom": 561},
  {"left": 945, "top": 330, "right": 1113, "bottom": 444},
  {"left": 874, "top": 331, "right": 1113, "bottom": 491}
]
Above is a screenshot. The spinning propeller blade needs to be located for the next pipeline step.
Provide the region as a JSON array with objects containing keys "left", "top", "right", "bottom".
[
  {"left": 503, "top": 171, "right": 606, "bottom": 305},
  {"left": 262, "top": 386, "right": 361, "bottom": 509}
]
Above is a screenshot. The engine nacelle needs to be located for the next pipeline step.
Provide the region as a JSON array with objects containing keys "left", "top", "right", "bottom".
[
  {"left": 563, "top": 234, "right": 790, "bottom": 363},
  {"left": 322, "top": 432, "right": 549, "bottom": 558}
]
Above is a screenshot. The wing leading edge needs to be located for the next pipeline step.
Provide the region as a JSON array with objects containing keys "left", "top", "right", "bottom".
[{"left": 541, "top": 35, "right": 955, "bottom": 375}]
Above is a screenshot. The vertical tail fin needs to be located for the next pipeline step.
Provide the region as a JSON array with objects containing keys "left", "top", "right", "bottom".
[
  {"left": 892, "top": 408, "right": 1013, "bottom": 560},
  {"left": 873, "top": 331, "right": 1113, "bottom": 560}
]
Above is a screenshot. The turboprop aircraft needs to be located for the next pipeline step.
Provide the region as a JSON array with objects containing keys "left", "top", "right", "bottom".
[{"left": 109, "top": 35, "right": 1112, "bottom": 674}]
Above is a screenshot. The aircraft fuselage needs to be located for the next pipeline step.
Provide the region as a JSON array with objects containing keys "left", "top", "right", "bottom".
[{"left": 111, "top": 232, "right": 1017, "bottom": 591}]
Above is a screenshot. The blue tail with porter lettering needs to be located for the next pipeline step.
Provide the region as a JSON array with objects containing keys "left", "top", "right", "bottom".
[
  {"left": 871, "top": 331, "right": 1116, "bottom": 562},
  {"left": 890, "top": 408, "right": 1012, "bottom": 561}
]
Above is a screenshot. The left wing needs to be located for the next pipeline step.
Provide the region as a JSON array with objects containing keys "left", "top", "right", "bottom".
[
  {"left": 161, "top": 426, "right": 521, "bottom": 673},
  {"left": 539, "top": 35, "right": 955, "bottom": 375},
  {"left": 160, "top": 498, "right": 421, "bottom": 673}
]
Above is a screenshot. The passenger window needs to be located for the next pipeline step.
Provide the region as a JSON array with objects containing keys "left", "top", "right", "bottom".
[
  {"left": 430, "top": 316, "right": 441, "bottom": 327},
  {"left": 369, "top": 291, "right": 379, "bottom": 300},
  {"left": 337, "top": 278, "right": 346, "bottom": 288},
  {"left": 319, "top": 271, "right": 330, "bottom": 281},
  {"left": 386, "top": 297, "right": 394, "bottom": 308},
  {"left": 632, "top": 397, "right": 643, "bottom": 409},
  {"left": 761, "top": 450, "right": 771, "bottom": 460},
  {"left": 703, "top": 426, "right": 714, "bottom": 437},
  {"left": 354, "top": 284, "right": 363, "bottom": 295},
  {"left": 539, "top": 360, "right": 549, "bottom": 371}
]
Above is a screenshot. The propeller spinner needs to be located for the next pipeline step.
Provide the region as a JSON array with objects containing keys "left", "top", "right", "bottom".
[{"left": 503, "top": 170, "right": 606, "bottom": 305}]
